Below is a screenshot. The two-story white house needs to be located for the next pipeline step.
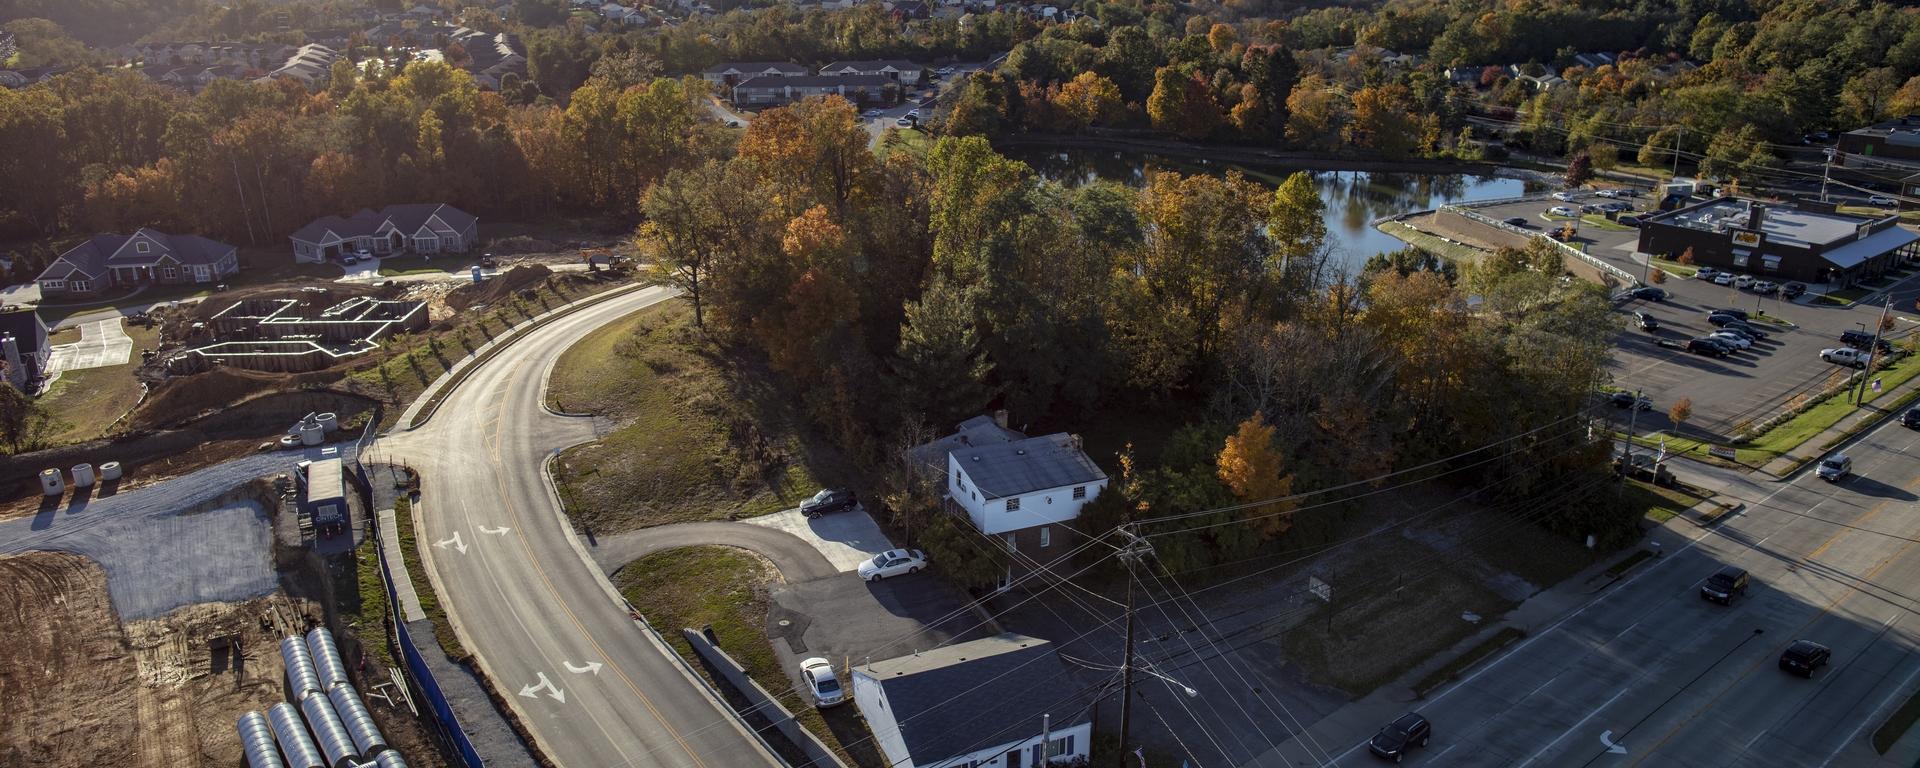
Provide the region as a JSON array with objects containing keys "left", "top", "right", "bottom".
[
  {"left": 912, "top": 413, "right": 1107, "bottom": 586},
  {"left": 852, "top": 633, "right": 1092, "bottom": 768}
]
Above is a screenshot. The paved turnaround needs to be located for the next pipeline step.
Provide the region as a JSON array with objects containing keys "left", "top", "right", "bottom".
[
  {"left": 1296, "top": 414, "right": 1920, "bottom": 768},
  {"left": 378, "top": 286, "right": 784, "bottom": 768}
]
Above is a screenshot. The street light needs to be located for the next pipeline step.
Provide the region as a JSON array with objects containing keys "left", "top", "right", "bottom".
[{"left": 1137, "top": 665, "right": 1199, "bottom": 698}]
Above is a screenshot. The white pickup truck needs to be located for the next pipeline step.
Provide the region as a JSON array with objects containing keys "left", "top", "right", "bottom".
[{"left": 1821, "top": 347, "right": 1870, "bottom": 368}]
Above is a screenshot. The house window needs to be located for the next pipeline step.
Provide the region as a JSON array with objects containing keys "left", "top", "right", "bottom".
[
  {"left": 1006, "top": 497, "right": 1021, "bottom": 512},
  {"left": 70, "top": 281, "right": 89, "bottom": 292},
  {"left": 1039, "top": 527, "right": 1050, "bottom": 548},
  {"left": 1072, "top": 486, "right": 1086, "bottom": 499},
  {"left": 162, "top": 266, "right": 177, "bottom": 280},
  {"left": 135, "top": 241, "right": 150, "bottom": 253},
  {"left": 1048, "top": 735, "right": 1075, "bottom": 758},
  {"left": 42, "top": 280, "right": 63, "bottom": 290}
]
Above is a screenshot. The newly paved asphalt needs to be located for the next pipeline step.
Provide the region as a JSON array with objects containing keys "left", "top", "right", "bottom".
[
  {"left": 378, "top": 286, "right": 783, "bottom": 768},
  {"left": 1316, "top": 416, "right": 1920, "bottom": 767}
]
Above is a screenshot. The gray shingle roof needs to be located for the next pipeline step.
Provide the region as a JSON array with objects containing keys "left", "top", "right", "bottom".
[
  {"left": 954, "top": 433, "right": 1105, "bottom": 498},
  {"left": 819, "top": 59, "right": 922, "bottom": 72},
  {"left": 906, "top": 415, "right": 1024, "bottom": 474},
  {"left": 859, "top": 634, "right": 1079, "bottom": 765},
  {"left": 40, "top": 229, "right": 237, "bottom": 281},
  {"left": 703, "top": 61, "right": 808, "bottom": 75},
  {"left": 290, "top": 204, "right": 476, "bottom": 244},
  {"left": 735, "top": 74, "right": 894, "bottom": 89}
]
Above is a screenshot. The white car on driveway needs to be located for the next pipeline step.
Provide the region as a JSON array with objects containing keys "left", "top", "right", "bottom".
[
  {"left": 800, "top": 657, "right": 846, "bottom": 707},
  {"left": 1547, "top": 205, "right": 1578, "bottom": 217},
  {"left": 858, "top": 548, "right": 927, "bottom": 581}
]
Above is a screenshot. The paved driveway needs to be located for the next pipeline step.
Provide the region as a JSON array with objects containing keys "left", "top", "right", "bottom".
[
  {"left": 766, "top": 572, "right": 992, "bottom": 695},
  {"left": 45, "top": 317, "right": 132, "bottom": 374},
  {"left": 0, "top": 443, "right": 355, "bottom": 619},
  {"left": 743, "top": 505, "right": 894, "bottom": 572}
]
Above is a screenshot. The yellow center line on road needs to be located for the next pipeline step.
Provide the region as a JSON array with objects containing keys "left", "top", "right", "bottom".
[
  {"left": 481, "top": 341, "right": 713, "bottom": 768},
  {"left": 1627, "top": 483, "right": 1920, "bottom": 765}
]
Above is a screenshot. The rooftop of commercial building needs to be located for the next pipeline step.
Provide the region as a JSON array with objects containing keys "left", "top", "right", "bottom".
[{"left": 1653, "top": 198, "right": 1879, "bottom": 247}]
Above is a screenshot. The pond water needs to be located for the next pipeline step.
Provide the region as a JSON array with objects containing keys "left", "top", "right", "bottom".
[{"left": 1004, "top": 147, "right": 1546, "bottom": 276}]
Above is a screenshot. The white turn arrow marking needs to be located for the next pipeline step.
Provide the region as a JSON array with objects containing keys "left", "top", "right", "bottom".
[
  {"left": 1600, "top": 730, "right": 1628, "bottom": 755},
  {"left": 564, "top": 660, "right": 603, "bottom": 675},
  {"left": 517, "top": 672, "right": 566, "bottom": 703},
  {"left": 434, "top": 532, "right": 468, "bottom": 554},
  {"left": 478, "top": 525, "right": 511, "bottom": 535}
]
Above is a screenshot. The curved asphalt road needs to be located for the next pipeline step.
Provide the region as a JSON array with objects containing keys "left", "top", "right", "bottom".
[
  {"left": 590, "top": 522, "right": 836, "bottom": 581},
  {"left": 378, "top": 286, "right": 783, "bottom": 768}
]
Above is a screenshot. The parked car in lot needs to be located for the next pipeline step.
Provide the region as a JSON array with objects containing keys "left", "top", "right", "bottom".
[
  {"left": 1695, "top": 337, "right": 1736, "bottom": 356},
  {"left": 1368, "top": 712, "right": 1432, "bottom": 763},
  {"left": 1596, "top": 189, "right": 1619, "bottom": 198},
  {"left": 1709, "top": 331, "right": 1753, "bottom": 350},
  {"left": 894, "top": 116, "right": 913, "bottom": 127},
  {"left": 1713, "top": 272, "right": 1735, "bottom": 285},
  {"left": 1636, "top": 311, "right": 1659, "bottom": 331},
  {"left": 801, "top": 657, "right": 846, "bottom": 707},
  {"left": 1817, "top": 454, "right": 1853, "bottom": 481},
  {"left": 1708, "top": 308, "right": 1750, "bottom": 321},
  {"left": 1734, "top": 275, "right": 1755, "bottom": 289},
  {"left": 1631, "top": 287, "right": 1668, "bottom": 302},
  {"left": 1869, "top": 194, "right": 1899, "bottom": 206},
  {"left": 1610, "top": 392, "right": 1653, "bottom": 410},
  {"left": 1904, "top": 408, "right": 1920, "bottom": 428},
  {"left": 1618, "top": 188, "right": 1642, "bottom": 197},
  {"left": 1779, "top": 640, "right": 1831, "bottom": 678},
  {"left": 1686, "top": 338, "right": 1731, "bottom": 357},
  {"left": 1504, "top": 216, "right": 1530, "bottom": 227},
  {"left": 800, "top": 488, "right": 858, "bottom": 518},
  {"left": 1839, "top": 329, "right": 1892, "bottom": 353},
  {"left": 1551, "top": 191, "right": 1578, "bottom": 202},
  {"left": 1700, "top": 566, "right": 1749, "bottom": 605},
  {"left": 1694, "top": 266, "right": 1719, "bottom": 280},
  {"left": 1822, "top": 347, "right": 1870, "bottom": 368},
  {"left": 1548, "top": 205, "right": 1578, "bottom": 217},
  {"left": 1716, "top": 326, "right": 1761, "bottom": 344},
  {"left": 1751, "top": 280, "right": 1777, "bottom": 294},
  {"left": 1619, "top": 215, "right": 1641, "bottom": 227},
  {"left": 1782, "top": 282, "right": 1808, "bottom": 299},
  {"left": 857, "top": 548, "right": 927, "bottom": 582}
]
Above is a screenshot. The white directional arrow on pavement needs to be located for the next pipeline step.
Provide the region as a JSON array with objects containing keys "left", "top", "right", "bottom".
[
  {"left": 434, "top": 532, "right": 468, "bottom": 554},
  {"left": 564, "top": 660, "right": 603, "bottom": 675},
  {"left": 518, "top": 672, "right": 567, "bottom": 703},
  {"left": 1600, "top": 730, "right": 1628, "bottom": 755},
  {"left": 478, "top": 525, "right": 512, "bottom": 536}
]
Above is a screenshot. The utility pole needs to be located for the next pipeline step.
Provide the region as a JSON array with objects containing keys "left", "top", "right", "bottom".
[
  {"left": 1621, "top": 388, "right": 1644, "bottom": 467},
  {"left": 1822, "top": 148, "right": 1837, "bottom": 203},
  {"left": 1114, "top": 528, "right": 1153, "bottom": 768},
  {"left": 1672, "top": 126, "right": 1684, "bottom": 175},
  {"left": 1853, "top": 295, "right": 1894, "bottom": 404}
]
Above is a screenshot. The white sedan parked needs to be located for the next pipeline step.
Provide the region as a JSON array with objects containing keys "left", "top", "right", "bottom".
[
  {"left": 1547, "top": 205, "right": 1578, "bottom": 217},
  {"left": 1710, "top": 331, "right": 1753, "bottom": 350},
  {"left": 858, "top": 548, "right": 927, "bottom": 582},
  {"left": 800, "top": 657, "right": 846, "bottom": 707}
]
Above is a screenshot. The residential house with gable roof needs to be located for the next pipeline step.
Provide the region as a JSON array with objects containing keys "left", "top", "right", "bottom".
[
  {"left": 35, "top": 229, "right": 239, "bottom": 299},
  {"left": 290, "top": 203, "right": 480, "bottom": 263},
  {"left": 851, "top": 633, "right": 1092, "bottom": 768},
  {"left": 909, "top": 412, "right": 1108, "bottom": 587},
  {"left": 818, "top": 59, "right": 924, "bottom": 86}
]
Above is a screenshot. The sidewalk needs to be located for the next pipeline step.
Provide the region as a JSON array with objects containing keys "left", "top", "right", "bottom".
[
  {"left": 1242, "top": 522, "right": 1692, "bottom": 767},
  {"left": 1756, "top": 378, "right": 1920, "bottom": 477}
]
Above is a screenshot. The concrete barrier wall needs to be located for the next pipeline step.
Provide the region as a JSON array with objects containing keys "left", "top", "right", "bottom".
[{"left": 680, "top": 628, "right": 848, "bottom": 768}]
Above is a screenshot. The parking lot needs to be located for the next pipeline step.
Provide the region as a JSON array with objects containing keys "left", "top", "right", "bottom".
[{"left": 1454, "top": 193, "right": 1920, "bottom": 442}]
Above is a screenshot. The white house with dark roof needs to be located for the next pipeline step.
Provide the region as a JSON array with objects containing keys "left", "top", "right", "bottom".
[
  {"left": 732, "top": 74, "right": 894, "bottom": 106},
  {"left": 818, "top": 59, "right": 924, "bottom": 86},
  {"left": 0, "top": 309, "right": 50, "bottom": 392},
  {"left": 290, "top": 203, "right": 480, "bottom": 263},
  {"left": 35, "top": 229, "right": 239, "bottom": 299},
  {"left": 912, "top": 412, "right": 1107, "bottom": 585},
  {"left": 851, "top": 633, "right": 1091, "bottom": 768}
]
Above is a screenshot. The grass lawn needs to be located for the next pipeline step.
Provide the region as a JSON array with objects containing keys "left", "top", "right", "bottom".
[
  {"left": 1650, "top": 258, "right": 1699, "bottom": 278},
  {"left": 615, "top": 546, "right": 869, "bottom": 767},
  {"left": 1619, "top": 479, "right": 1705, "bottom": 523},
  {"left": 1874, "top": 683, "right": 1920, "bottom": 754},
  {"left": 1580, "top": 215, "right": 1634, "bottom": 231},
  {"left": 1282, "top": 536, "right": 1515, "bottom": 696},
  {"left": 396, "top": 496, "right": 468, "bottom": 663},
  {"left": 340, "top": 537, "right": 395, "bottom": 667},
  {"left": 1412, "top": 626, "right": 1525, "bottom": 697},
  {"left": 1815, "top": 287, "right": 1873, "bottom": 306},
  {"left": 35, "top": 321, "right": 160, "bottom": 445},
  {"left": 377, "top": 262, "right": 460, "bottom": 277},
  {"left": 548, "top": 301, "right": 826, "bottom": 533},
  {"left": 1621, "top": 354, "right": 1920, "bottom": 465},
  {"left": 876, "top": 127, "right": 933, "bottom": 160},
  {"left": 1380, "top": 222, "right": 1492, "bottom": 264}
]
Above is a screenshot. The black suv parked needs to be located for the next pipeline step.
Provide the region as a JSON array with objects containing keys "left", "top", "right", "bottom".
[
  {"left": 1368, "top": 712, "right": 1432, "bottom": 763},
  {"left": 799, "top": 488, "right": 859, "bottom": 518},
  {"left": 1700, "top": 566, "right": 1749, "bottom": 604},
  {"left": 1840, "top": 329, "right": 1893, "bottom": 353},
  {"left": 1780, "top": 640, "right": 1831, "bottom": 678},
  {"left": 1686, "top": 338, "right": 1730, "bottom": 357}
]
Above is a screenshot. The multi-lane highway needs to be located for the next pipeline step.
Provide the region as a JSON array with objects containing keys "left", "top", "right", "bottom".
[
  {"left": 379, "top": 286, "right": 783, "bottom": 768},
  {"left": 1321, "top": 417, "right": 1920, "bottom": 767}
]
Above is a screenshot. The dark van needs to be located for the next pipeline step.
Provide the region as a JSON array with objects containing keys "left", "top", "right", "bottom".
[{"left": 1700, "top": 566, "right": 1749, "bottom": 605}]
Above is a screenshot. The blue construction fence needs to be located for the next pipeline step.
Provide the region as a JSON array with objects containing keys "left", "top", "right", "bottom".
[{"left": 373, "top": 504, "right": 486, "bottom": 768}]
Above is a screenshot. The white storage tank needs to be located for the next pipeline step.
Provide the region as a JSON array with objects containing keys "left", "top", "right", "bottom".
[
  {"left": 71, "top": 463, "right": 95, "bottom": 488},
  {"left": 236, "top": 710, "right": 287, "bottom": 768},
  {"left": 38, "top": 468, "right": 63, "bottom": 496},
  {"left": 297, "top": 420, "right": 325, "bottom": 446},
  {"left": 99, "top": 461, "right": 123, "bottom": 481},
  {"left": 267, "top": 702, "right": 326, "bottom": 768},
  {"left": 307, "top": 628, "right": 350, "bottom": 690},
  {"left": 281, "top": 636, "right": 323, "bottom": 700},
  {"left": 300, "top": 689, "right": 361, "bottom": 768},
  {"left": 327, "top": 685, "right": 387, "bottom": 756},
  {"left": 315, "top": 412, "right": 339, "bottom": 432}
]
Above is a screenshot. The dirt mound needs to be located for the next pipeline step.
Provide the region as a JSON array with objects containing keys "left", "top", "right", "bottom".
[
  {"left": 445, "top": 264, "right": 553, "bottom": 312},
  {"left": 488, "top": 235, "right": 559, "bottom": 254},
  {"left": 131, "top": 369, "right": 302, "bottom": 431}
]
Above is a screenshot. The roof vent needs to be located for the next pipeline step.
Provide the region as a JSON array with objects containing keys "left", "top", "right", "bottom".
[
  {"left": 1015, "top": 449, "right": 1026, "bottom": 455},
  {"left": 972, "top": 455, "right": 980, "bottom": 461}
]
